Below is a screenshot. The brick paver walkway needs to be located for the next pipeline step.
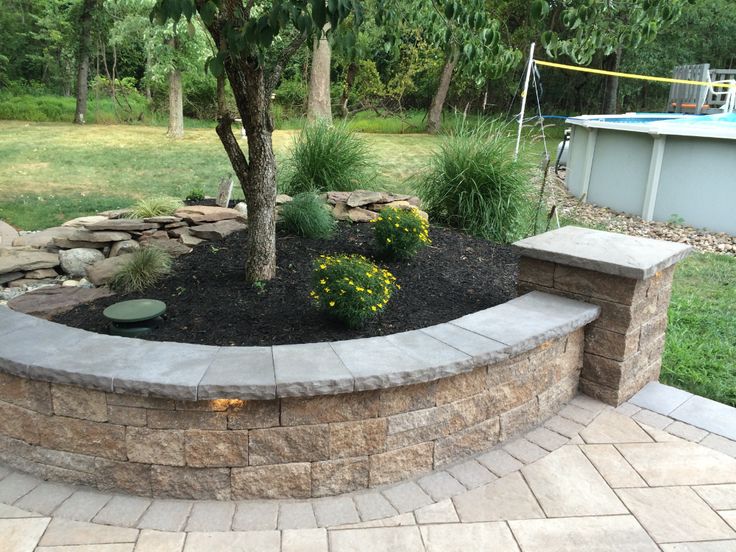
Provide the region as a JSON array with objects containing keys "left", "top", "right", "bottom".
[{"left": 3, "top": 384, "right": 736, "bottom": 551}]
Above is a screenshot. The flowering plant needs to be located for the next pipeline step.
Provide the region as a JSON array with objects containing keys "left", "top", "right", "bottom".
[
  {"left": 371, "top": 207, "right": 430, "bottom": 260},
  {"left": 311, "top": 254, "right": 398, "bottom": 328}
]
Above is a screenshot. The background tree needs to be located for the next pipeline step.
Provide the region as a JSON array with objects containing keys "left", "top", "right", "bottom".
[
  {"left": 537, "top": 0, "right": 686, "bottom": 113},
  {"left": 74, "top": 0, "right": 101, "bottom": 123},
  {"left": 307, "top": 24, "right": 332, "bottom": 122}
]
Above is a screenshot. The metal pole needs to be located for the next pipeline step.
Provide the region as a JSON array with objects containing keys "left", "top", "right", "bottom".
[{"left": 514, "top": 42, "right": 536, "bottom": 160}]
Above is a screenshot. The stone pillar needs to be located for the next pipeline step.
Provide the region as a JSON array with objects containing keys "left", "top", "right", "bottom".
[{"left": 513, "top": 226, "right": 691, "bottom": 406}]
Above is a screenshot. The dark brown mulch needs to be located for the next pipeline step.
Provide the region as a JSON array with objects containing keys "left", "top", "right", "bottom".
[{"left": 53, "top": 223, "right": 519, "bottom": 346}]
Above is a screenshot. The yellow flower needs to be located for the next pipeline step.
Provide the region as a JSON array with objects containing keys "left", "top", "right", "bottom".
[
  {"left": 320, "top": 264, "right": 326, "bottom": 269},
  {"left": 386, "top": 238, "right": 392, "bottom": 244},
  {"left": 320, "top": 279, "right": 326, "bottom": 285},
  {"left": 366, "top": 289, "right": 373, "bottom": 294},
  {"left": 371, "top": 306, "right": 377, "bottom": 312},
  {"left": 329, "top": 301, "right": 335, "bottom": 307}
]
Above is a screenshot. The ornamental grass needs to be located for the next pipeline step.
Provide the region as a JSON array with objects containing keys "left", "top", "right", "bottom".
[
  {"left": 311, "top": 254, "right": 398, "bottom": 328},
  {"left": 371, "top": 206, "right": 430, "bottom": 260}
]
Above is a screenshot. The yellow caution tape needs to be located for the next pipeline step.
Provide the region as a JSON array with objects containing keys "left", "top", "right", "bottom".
[{"left": 534, "top": 59, "right": 736, "bottom": 89}]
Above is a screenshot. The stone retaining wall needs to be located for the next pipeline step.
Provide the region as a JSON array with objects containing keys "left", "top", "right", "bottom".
[{"left": 0, "top": 331, "right": 582, "bottom": 499}]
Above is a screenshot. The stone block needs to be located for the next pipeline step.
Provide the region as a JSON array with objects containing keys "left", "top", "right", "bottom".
[
  {"left": 584, "top": 326, "right": 641, "bottom": 362},
  {"left": 226, "top": 400, "right": 280, "bottom": 430},
  {"left": 435, "top": 366, "right": 487, "bottom": 405},
  {"left": 184, "top": 429, "right": 248, "bottom": 467},
  {"left": 107, "top": 405, "right": 147, "bottom": 427},
  {"left": 231, "top": 463, "right": 311, "bottom": 499},
  {"left": 330, "top": 418, "right": 387, "bottom": 459},
  {"left": 0, "top": 372, "right": 52, "bottom": 414},
  {"left": 311, "top": 457, "right": 369, "bottom": 497},
  {"left": 369, "top": 442, "right": 434, "bottom": 487},
  {"left": 434, "top": 418, "right": 501, "bottom": 466},
  {"left": 281, "top": 392, "right": 380, "bottom": 426},
  {"left": 518, "top": 257, "right": 556, "bottom": 287},
  {"left": 538, "top": 375, "right": 579, "bottom": 420},
  {"left": 51, "top": 384, "right": 108, "bottom": 422},
  {"left": 445, "top": 392, "right": 494, "bottom": 433},
  {"left": 249, "top": 424, "right": 329, "bottom": 465},
  {"left": 0, "top": 400, "right": 42, "bottom": 444},
  {"left": 106, "top": 393, "right": 175, "bottom": 410},
  {"left": 150, "top": 465, "right": 231, "bottom": 500},
  {"left": 95, "top": 458, "right": 152, "bottom": 496},
  {"left": 147, "top": 409, "right": 227, "bottom": 430},
  {"left": 125, "top": 427, "right": 185, "bottom": 466},
  {"left": 500, "top": 398, "right": 539, "bottom": 440},
  {"left": 554, "top": 264, "right": 647, "bottom": 306},
  {"left": 38, "top": 415, "right": 125, "bottom": 460},
  {"left": 30, "top": 445, "right": 97, "bottom": 474},
  {"left": 639, "top": 313, "right": 668, "bottom": 351},
  {"left": 378, "top": 381, "right": 436, "bottom": 416}
]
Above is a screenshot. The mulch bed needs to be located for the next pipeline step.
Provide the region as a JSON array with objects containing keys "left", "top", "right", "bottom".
[{"left": 53, "top": 223, "right": 519, "bottom": 346}]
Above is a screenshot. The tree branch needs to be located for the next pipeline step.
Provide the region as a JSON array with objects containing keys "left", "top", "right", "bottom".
[
  {"left": 266, "top": 32, "right": 308, "bottom": 99},
  {"left": 215, "top": 114, "right": 249, "bottom": 178}
]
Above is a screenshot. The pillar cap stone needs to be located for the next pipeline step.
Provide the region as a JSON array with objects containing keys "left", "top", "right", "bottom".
[{"left": 513, "top": 226, "right": 692, "bottom": 280}]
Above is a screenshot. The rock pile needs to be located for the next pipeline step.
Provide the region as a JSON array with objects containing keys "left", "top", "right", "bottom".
[
  {"left": 0, "top": 205, "right": 246, "bottom": 305},
  {"left": 0, "top": 192, "right": 424, "bottom": 311}
]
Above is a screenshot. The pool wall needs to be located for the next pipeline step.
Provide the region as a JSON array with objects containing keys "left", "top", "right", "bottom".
[{"left": 566, "top": 114, "right": 736, "bottom": 235}]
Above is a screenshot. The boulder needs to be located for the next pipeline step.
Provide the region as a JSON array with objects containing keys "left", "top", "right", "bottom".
[
  {"left": 140, "top": 237, "right": 192, "bottom": 257},
  {"left": 7, "top": 286, "right": 115, "bottom": 319},
  {"left": 348, "top": 207, "right": 379, "bottom": 223},
  {"left": 165, "top": 221, "right": 188, "bottom": 229},
  {"left": 110, "top": 239, "right": 140, "bottom": 257},
  {"left": 180, "top": 233, "right": 204, "bottom": 247},
  {"left": 62, "top": 215, "right": 109, "bottom": 228},
  {"left": 275, "top": 194, "right": 293, "bottom": 205},
  {"left": 85, "top": 254, "right": 133, "bottom": 286},
  {"left": 24, "top": 268, "right": 59, "bottom": 279},
  {"left": 0, "top": 248, "right": 59, "bottom": 274},
  {"left": 59, "top": 248, "right": 105, "bottom": 278},
  {"left": 8, "top": 278, "right": 56, "bottom": 288},
  {"left": 327, "top": 191, "right": 351, "bottom": 205},
  {"left": 332, "top": 202, "right": 352, "bottom": 221},
  {"left": 175, "top": 206, "right": 246, "bottom": 225},
  {"left": 188, "top": 219, "right": 246, "bottom": 240},
  {"left": 65, "top": 229, "right": 132, "bottom": 242},
  {"left": 346, "top": 190, "right": 384, "bottom": 207},
  {"left": 13, "top": 227, "right": 79, "bottom": 248},
  {"left": 144, "top": 216, "right": 182, "bottom": 224},
  {"left": 52, "top": 239, "right": 107, "bottom": 250},
  {"left": 0, "top": 220, "right": 20, "bottom": 247},
  {"left": 84, "top": 219, "right": 159, "bottom": 232},
  {"left": 368, "top": 200, "right": 414, "bottom": 212},
  {"left": 0, "top": 271, "right": 24, "bottom": 285},
  {"left": 234, "top": 202, "right": 248, "bottom": 217}
]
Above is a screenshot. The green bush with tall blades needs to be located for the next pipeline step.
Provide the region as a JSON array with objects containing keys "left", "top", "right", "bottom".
[
  {"left": 129, "top": 196, "right": 183, "bottom": 219},
  {"left": 280, "top": 122, "right": 374, "bottom": 195},
  {"left": 415, "top": 124, "right": 532, "bottom": 243},
  {"left": 110, "top": 247, "right": 173, "bottom": 293},
  {"left": 279, "top": 193, "right": 336, "bottom": 239}
]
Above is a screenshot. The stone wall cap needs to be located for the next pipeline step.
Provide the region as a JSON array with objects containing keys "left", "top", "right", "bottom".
[
  {"left": 513, "top": 226, "right": 692, "bottom": 280},
  {"left": 0, "top": 291, "right": 599, "bottom": 400}
]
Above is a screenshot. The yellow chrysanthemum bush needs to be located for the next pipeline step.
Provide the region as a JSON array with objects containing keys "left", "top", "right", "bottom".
[
  {"left": 311, "top": 254, "right": 398, "bottom": 328},
  {"left": 371, "top": 207, "right": 430, "bottom": 260}
]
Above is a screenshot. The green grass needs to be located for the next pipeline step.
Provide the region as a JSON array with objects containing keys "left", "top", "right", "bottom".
[{"left": 661, "top": 253, "right": 736, "bottom": 407}]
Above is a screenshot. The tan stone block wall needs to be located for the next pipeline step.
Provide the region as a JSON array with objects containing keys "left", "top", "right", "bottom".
[
  {"left": 519, "top": 259, "right": 676, "bottom": 405},
  {"left": 0, "top": 330, "right": 584, "bottom": 499}
]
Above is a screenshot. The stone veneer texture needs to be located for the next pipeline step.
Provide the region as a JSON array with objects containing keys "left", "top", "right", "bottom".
[{"left": 0, "top": 330, "right": 583, "bottom": 499}]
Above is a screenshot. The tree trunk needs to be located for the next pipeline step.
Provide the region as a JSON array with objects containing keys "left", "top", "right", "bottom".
[
  {"left": 73, "top": 0, "right": 96, "bottom": 124},
  {"left": 167, "top": 69, "right": 184, "bottom": 139},
  {"left": 217, "top": 59, "right": 277, "bottom": 282},
  {"left": 339, "top": 62, "right": 358, "bottom": 118},
  {"left": 307, "top": 26, "right": 332, "bottom": 123},
  {"left": 427, "top": 48, "right": 459, "bottom": 134},
  {"left": 601, "top": 48, "right": 622, "bottom": 114}
]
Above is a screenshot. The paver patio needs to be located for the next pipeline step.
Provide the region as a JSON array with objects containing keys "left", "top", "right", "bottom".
[{"left": 2, "top": 384, "right": 736, "bottom": 551}]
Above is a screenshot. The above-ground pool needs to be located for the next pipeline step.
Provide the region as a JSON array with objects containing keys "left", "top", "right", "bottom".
[{"left": 564, "top": 112, "right": 736, "bottom": 235}]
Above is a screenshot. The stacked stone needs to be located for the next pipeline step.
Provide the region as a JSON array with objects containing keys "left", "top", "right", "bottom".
[
  {"left": 276, "top": 190, "right": 426, "bottom": 223},
  {"left": 514, "top": 226, "right": 691, "bottom": 406}
]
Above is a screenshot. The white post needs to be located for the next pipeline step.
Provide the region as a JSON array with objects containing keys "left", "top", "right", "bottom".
[{"left": 514, "top": 42, "right": 536, "bottom": 161}]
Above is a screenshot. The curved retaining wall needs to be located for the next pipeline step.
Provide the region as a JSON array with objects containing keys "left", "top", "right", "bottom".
[
  {"left": 0, "top": 226, "right": 691, "bottom": 499},
  {"left": 0, "top": 292, "right": 597, "bottom": 499}
]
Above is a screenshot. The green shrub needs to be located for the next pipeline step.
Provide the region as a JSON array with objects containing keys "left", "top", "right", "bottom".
[
  {"left": 372, "top": 207, "right": 430, "bottom": 260},
  {"left": 129, "top": 196, "right": 183, "bottom": 219},
  {"left": 415, "top": 124, "right": 532, "bottom": 243},
  {"left": 185, "top": 187, "right": 205, "bottom": 202},
  {"left": 311, "top": 254, "right": 398, "bottom": 328},
  {"left": 279, "top": 193, "right": 336, "bottom": 239},
  {"left": 110, "top": 247, "right": 173, "bottom": 293},
  {"left": 281, "top": 122, "right": 374, "bottom": 195}
]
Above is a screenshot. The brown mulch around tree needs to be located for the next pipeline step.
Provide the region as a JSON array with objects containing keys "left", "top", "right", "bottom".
[{"left": 53, "top": 222, "right": 519, "bottom": 346}]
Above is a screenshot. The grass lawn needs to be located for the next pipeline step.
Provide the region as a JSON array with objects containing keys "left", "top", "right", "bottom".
[{"left": 0, "top": 120, "right": 733, "bottom": 406}]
